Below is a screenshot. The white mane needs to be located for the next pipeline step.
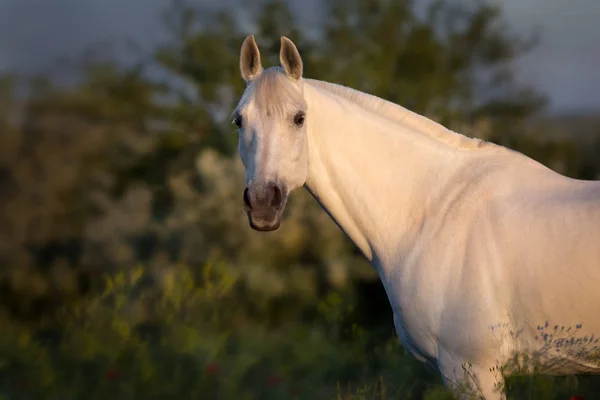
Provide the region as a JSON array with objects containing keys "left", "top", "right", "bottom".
[
  {"left": 305, "top": 78, "right": 494, "bottom": 150},
  {"left": 235, "top": 67, "right": 495, "bottom": 151}
]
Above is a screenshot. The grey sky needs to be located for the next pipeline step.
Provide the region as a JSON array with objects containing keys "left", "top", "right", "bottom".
[{"left": 0, "top": 0, "right": 598, "bottom": 113}]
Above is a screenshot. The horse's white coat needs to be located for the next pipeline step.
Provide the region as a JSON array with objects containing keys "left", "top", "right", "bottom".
[{"left": 234, "top": 36, "right": 600, "bottom": 399}]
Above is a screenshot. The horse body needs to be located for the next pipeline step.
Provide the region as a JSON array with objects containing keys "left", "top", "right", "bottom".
[
  {"left": 234, "top": 35, "right": 600, "bottom": 399},
  {"left": 303, "top": 79, "right": 600, "bottom": 396}
]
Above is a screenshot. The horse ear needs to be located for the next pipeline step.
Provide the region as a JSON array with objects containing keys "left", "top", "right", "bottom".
[
  {"left": 240, "top": 35, "right": 263, "bottom": 82},
  {"left": 279, "top": 36, "right": 303, "bottom": 80}
]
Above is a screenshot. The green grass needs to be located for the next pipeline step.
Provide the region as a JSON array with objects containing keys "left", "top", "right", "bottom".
[{"left": 0, "top": 262, "right": 598, "bottom": 399}]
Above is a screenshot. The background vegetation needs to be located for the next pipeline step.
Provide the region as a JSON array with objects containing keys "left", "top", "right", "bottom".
[{"left": 0, "top": 0, "right": 599, "bottom": 398}]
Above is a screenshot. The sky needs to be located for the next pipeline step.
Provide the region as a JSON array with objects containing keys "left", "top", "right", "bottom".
[{"left": 0, "top": 0, "right": 598, "bottom": 114}]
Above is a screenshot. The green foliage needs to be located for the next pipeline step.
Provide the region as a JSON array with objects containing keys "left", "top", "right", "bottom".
[
  {"left": 155, "top": 0, "right": 546, "bottom": 140},
  {"left": 0, "top": 262, "right": 446, "bottom": 399},
  {"left": 2, "top": 263, "right": 600, "bottom": 399}
]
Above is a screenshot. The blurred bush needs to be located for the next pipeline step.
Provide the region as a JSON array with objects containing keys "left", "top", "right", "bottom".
[
  {"left": 2, "top": 263, "right": 600, "bottom": 399},
  {"left": 0, "top": 262, "right": 447, "bottom": 399}
]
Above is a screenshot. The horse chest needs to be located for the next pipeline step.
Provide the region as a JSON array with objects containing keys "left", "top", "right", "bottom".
[
  {"left": 392, "top": 309, "right": 439, "bottom": 368},
  {"left": 381, "top": 268, "right": 442, "bottom": 365}
]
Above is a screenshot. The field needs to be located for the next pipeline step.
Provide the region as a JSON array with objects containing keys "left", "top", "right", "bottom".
[{"left": 2, "top": 262, "right": 600, "bottom": 400}]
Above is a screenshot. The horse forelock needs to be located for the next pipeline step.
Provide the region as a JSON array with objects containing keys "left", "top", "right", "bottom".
[{"left": 233, "top": 67, "right": 307, "bottom": 120}]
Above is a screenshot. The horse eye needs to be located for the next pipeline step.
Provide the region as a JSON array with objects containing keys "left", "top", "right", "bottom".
[
  {"left": 234, "top": 115, "right": 243, "bottom": 128},
  {"left": 293, "top": 111, "right": 305, "bottom": 127}
]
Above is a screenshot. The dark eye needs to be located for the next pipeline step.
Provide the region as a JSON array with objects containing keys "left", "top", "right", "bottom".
[
  {"left": 293, "top": 111, "right": 305, "bottom": 127},
  {"left": 233, "top": 114, "right": 243, "bottom": 128}
]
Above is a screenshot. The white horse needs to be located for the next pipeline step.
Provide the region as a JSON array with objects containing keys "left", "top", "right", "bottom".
[{"left": 232, "top": 35, "right": 600, "bottom": 399}]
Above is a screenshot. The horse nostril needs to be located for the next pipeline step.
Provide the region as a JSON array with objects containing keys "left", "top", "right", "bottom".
[
  {"left": 243, "top": 188, "right": 252, "bottom": 208},
  {"left": 270, "top": 184, "right": 283, "bottom": 207}
]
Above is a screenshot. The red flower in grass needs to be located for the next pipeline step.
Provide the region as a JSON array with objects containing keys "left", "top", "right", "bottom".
[
  {"left": 569, "top": 396, "right": 584, "bottom": 400},
  {"left": 205, "top": 363, "right": 219, "bottom": 376},
  {"left": 267, "top": 374, "right": 282, "bottom": 388},
  {"left": 106, "top": 369, "right": 119, "bottom": 382}
]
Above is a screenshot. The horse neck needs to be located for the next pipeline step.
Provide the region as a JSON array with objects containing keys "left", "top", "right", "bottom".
[{"left": 302, "top": 81, "right": 466, "bottom": 270}]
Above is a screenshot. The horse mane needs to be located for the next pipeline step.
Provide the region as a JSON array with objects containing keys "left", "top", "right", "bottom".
[
  {"left": 234, "top": 67, "right": 495, "bottom": 151},
  {"left": 305, "top": 78, "right": 495, "bottom": 150}
]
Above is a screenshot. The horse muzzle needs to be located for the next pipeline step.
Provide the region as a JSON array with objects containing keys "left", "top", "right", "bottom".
[{"left": 243, "top": 182, "right": 287, "bottom": 232}]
